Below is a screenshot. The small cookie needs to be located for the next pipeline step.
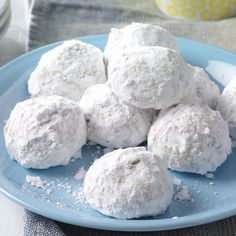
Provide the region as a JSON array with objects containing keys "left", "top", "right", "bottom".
[{"left": 84, "top": 147, "right": 173, "bottom": 219}]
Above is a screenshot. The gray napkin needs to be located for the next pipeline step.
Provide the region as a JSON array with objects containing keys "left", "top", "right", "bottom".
[
  {"left": 25, "top": 0, "right": 236, "bottom": 235},
  {"left": 25, "top": 210, "right": 236, "bottom": 236}
]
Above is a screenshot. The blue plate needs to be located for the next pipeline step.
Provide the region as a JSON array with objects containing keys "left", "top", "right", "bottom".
[{"left": 0, "top": 35, "right": 236, "bottom": 232}]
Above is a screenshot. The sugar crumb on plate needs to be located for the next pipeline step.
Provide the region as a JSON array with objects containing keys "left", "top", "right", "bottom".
[
  {"left": 26, "top": 175, "right": 45, "bottom": 189},
  {"left": 74, "top": 167, "right": 87, "bottom": 180}
]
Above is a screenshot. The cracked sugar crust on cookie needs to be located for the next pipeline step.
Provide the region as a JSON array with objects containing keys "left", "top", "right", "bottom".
[
  {"left": 148, "top": 104, "right": 231, "bottom": 175},
  {"left": 4, "top": 95, "right": 87, "bottom": 169},
  {"left": 79, "top": 84, "right": 153, "bottom": 148},
  {"left": 185, "top": 66, "right": 220, "bottom": 109},
  {"left": 104, "top": 22, "right": 178, "bottom": 71},
  {"left": 108, "top": 46, "right": 191, "bottom": 109},
  {"left": 216, "top": 77, "right": 236, "bottom": 140},
  {"left": 84, "top": 147, "right": 173, "bottom": 219},
  {"left": 28, "top": 40, "right": 106, "bottom": 102}
]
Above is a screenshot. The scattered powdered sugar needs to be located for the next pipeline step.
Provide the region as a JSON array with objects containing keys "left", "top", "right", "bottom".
[
  {"left": 23, "top": 174, "right": 86, "bottom": 209},
  {"left": 205, "top": 173, "right": 214, "bottom": 179},
  {"left": 173, "top": 177, "right": 182, "bottom": 187},
  {"left": 172, "top": 216, "right": 179, "bottom": 220},
  {"left": 209, "top": 181, "right": 215, "bottom": 186},
  {"left": 26, "top": 175, "right": 45, "bottom": 188},
  {"left": 74, "top": 167, "right": 87, "bottom": 180},
  {"left": 72, "top": 188, "right": 86, "bottom": 204},
  {"left": 174, "top": 186, "right": 192, "bottom": 202}
]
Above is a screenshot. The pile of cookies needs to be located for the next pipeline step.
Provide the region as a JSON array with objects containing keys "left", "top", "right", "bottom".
[{"left": 4, "top": 23, "right": 235, "bottom": 219}]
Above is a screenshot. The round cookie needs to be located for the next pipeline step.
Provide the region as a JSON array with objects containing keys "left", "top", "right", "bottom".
[
  {"left": 216, "top": 77, "right": 236, "bottom": 140},
  {"left": 104, "top": 22, "right": 178, "bottom": 71},
  {"left": 4, "top": 95, "right": 87, "bottom": 169},
  {"left": 84, "top": 147, "right": 173, "bottom": 219},
  {"left": 79, "top": 84, "right": 153, "bottom": 148},
  {"left": 185, "top": 66, "right": 220, "bottom": 109},
  {"left": 108, "top": 46, "right": 191, "bottom": 109},
  {"left": 28, "top": 40, "right": 106, "bottom": 102},
  {"left": 148, "top": 104, "right": 231, "bottom": 174}
]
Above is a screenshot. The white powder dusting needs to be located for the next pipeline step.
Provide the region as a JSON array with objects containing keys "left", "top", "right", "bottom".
[
  {"left": 173, "top": 177, "right": 182, "bottom": 186},
  {"left": 84, "top": 147, "right": 173, "bottom": 219},
  {"left": 216, "top": 77, "right": 236, "bottom": 141},
  {"left": 26, "top": 175, "right": 45, "bottom": 189},
  {"left": 28, "top": 40, "right": 106, "bottom": 102},
  {"left": 80, "top": 84, "right": 153, "bottom": 148},
  {"left": 148, "top": 103, "right": 231, "bottom": 174},
  {"left": 174, "top": 186, "right": 191, "bottom": 202},
  {"left": 72, "top": 188, "right": 86, "bottom": 205},
  {"left": 108, "top": 46, "right": 191, "bottom": 110},
  {"left": 74, "top": 167, "right": 87, "bottom": 180},
  {"left": 4, "top": 96, "right": 87, "bottom": 169},
  {"left": 104, "top": 22, "right": 178, "bottom": 72},
  {"left": 186, "top": 66, "right": 220, "bottom": 109},
  {"left": 205, "top": 173, "right": 214, "bottom": 179},
  {"left": 172, "top": 216, "right": 179, "bottom": 220},
  {"left": 23, "top": 175, "right": 86, "bottom": 209}
]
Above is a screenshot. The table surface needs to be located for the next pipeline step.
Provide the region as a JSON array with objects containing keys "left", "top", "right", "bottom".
[{"left": 0, "top": 0, "right": 27, "bottom": 235}]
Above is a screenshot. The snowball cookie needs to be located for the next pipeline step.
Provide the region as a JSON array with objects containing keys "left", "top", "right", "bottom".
[
  {"left": 108, "top": 46, "right": 191, "bottom": 109},
  {"left": 148, "top": 104, "right": 231, "bottom": 175},
  {"left": 28, "top": 40, "right": 106, "bottom": 102},
  {"left": 79, "top": 84, "right": 152, "bottom": 148},
  {"left": 216, "top": 77, "right": 236, "bottom": 140},
  {"left": 4, "top": 95, "right": 87, "bottom": 169},
  {"left": 185, "top": 66, "right": 220, "bottom": 109},
  {"left": 84, "top": 147, "right": 173, "bottom": 219},
  {"left": 104, "top": 22, "right": 178, "bottom": 70}
]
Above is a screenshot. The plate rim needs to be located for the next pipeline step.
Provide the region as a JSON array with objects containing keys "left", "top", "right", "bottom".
[{"left": 0, "top": 34, "right": 236, "bottom": 232}]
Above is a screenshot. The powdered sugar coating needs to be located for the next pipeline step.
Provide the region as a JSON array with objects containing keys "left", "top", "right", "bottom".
[
  {"left": 108, "top": 46, "right": 191, "bottom": 109},
  {"left": 4, "top": 96, "right": 87, "bottom": 169},
  {"left": 148, "top": 104, "right": 231, "bottom": 175},
  {"left": 104, "top": 22, "right": 178, "bottom": 71},
  {"left": 185, "top": 66, "right": 220, "bottom": 109},
  {"left": 28, "top": 40, "right": 106, "bottom": 102},
  {"left": 84, "top": 147, "right": 173, "bottom": 219},
  {"left": 79, "top": 84, "right": 152, "bottom": 148},
  {"left": 216, "top": 77, "right": 236, "bottom": 140}
]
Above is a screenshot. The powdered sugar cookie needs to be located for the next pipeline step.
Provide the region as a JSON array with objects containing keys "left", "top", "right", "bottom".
[
  {"left": 4, "top": 95, "right": 87, "bottom": 169},
  {"left": 185, "top": 66, "right": 220, "bottom": 109},
  {"left": 28, "top": 40, "right": 106, "bottom": 102},
  {"left": 217, "top": 77, "right": 236, "bottom": 141},
  {"left": 108, "top": 46, "right": 191, "bottom": 109},
  {"left": 148, "top": 104, "right": 231, "bottom": 174},
  {"left": 104, "top": 22, "right": 178, "bottom": 71},
  {"left": 80, "top": 84, "right": 152, "bottom": 148},
  {"left": 84, "top": 147, "right": 173, "bottom": 219}
]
